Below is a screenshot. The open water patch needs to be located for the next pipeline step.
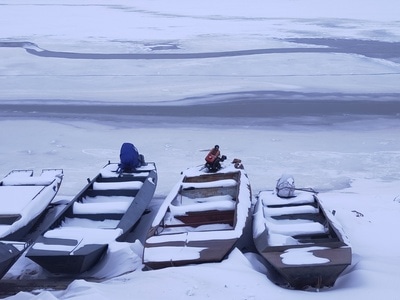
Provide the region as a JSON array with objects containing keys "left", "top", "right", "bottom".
[
  {"left": 286, "top": 38, "right": 400, "bottom": 61},
  {"left": 2, "top": 38, "right": 399, "bottom": 63}
]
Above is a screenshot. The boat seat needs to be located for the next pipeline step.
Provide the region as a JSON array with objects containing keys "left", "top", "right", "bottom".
[
  {"left": 0, "top": 241, "right": 27, "bottom": 251},
  {"left": 1, "top": 169, "right": 62, "bottom": 186},
  {"left": 0, "top": 214, "right": 21, "bottom": 225},
  {"left": 181, "top": 179, "right": 237, "bottom": 190},
  {"left": 33, "top": 227, "right": 123, "bottom": 252},
  {"left": 264, "top": 205, "right": 318, "bottom": 217},
  {"left": 1, "top": 170, "right": 33, "bottom": 183},
  {"left": 2, "top": 173, "right": 53, "bottom": 186},
  {"left": 164, "top": 209, "right": 235, "bottom": 229},
  {"left": 73, "top": 201, "right": 131, "bottom": 214},
  {"left": 161, "top": 222, "right": 233, "bottom": 233},
  {"left": 2, "top": 177, "right": 54, "bottom": 186},
  {"left": 60, "top": 217, "right": 119, "bottom": 229},
  {"left": 180, "top": 194, "right": 234, "bottom": 206},
  {"left": 260, "top": 191, "right": 315, "bottom": 207},
  {"left": 266, "top": 219, "right": 327, "bottom": 237},
  {"left": 100, "top": 163, "right": 153, "bottom": 178},
  {"left": 92, "top": 181, "right": 143, "bottom": 190},
  {"left": 169, "top": 200, "right": 235, "bottom": 216},
  {"left": 294, "top": 232, "right": 339, "bottom": 243}
]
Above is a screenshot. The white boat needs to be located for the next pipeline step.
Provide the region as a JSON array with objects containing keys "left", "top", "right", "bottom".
[{"left": 0, "top": 169, "right": 63, "bottom": 278}]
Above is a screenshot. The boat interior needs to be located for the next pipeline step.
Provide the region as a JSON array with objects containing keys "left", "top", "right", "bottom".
[
  {"left": 261, "top": 192, "right": 341, "bottom": 245},
  {"left": 159, "top": 172, "right": 240, "bottom": 233},
  {"left": 51, "top": 171, "right": 149, "bottom": 230},
  {"left": 28, "top": 164, "right": 155, "bottom": 255}
]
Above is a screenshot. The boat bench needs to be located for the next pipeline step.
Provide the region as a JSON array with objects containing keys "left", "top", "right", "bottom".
[
  {"left": 71, "top": 194, "right": 134, "bottom": 221},
  {"left": 88, "top": 181, "right": 144, "bottom": 197},
  {"left": 99, "top": 163, "right": 153, "bottom": 179},
  {"left": 265, "top": 205, "right": 318, "bottom": 217},
  {"left": 294, "top": 232, "right": 339, "bottom": 243},
  {"left": 92, "top": 181, "right": 143, "bottom": 190},
  {"left": 260, "top": 192, "right": 316, "bottom": 207},
  {"left": 181, "top": 179, "right": 237, "bottom": 189},
  {"left": 171, "top": 198, "right": 235, "bottom": 214},
  {"left": 164, "top": 209, "right": 235, "bottom": 228},
  {"left": 265, "top": 205, "right": 325, "bottom": 223},
  {"left": 164, "top": 198, "right": 236, "bottom": 228},
  {"left": 1, "top": 169, "right": 60, "bottom": 186},
  {"left": 0, "top": 214, "right": 21, "bottom": 225},
  {"left": 73, "top": 201, "right": 131, "bottom": 215},
  {"left": 32, "top": 227, "right": 123, "bottom": 252},
  {"left": 267, "top": 220, "right": 327, "bottom": 237},
  {"left": 271, "top": 213, "right": 326, "bottom": 224}
]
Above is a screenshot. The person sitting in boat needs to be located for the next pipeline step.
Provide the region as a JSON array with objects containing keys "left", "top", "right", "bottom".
[
  {"left": 118, "top": 142, "right": 145, "bottom": 173},
  {"left": 205, "top": 145, "right": 226, "bottom": 172}
]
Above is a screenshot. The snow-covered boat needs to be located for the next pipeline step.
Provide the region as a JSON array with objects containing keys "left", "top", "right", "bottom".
[
  {"left": 26, "top": 162, "right": 157, "bottom": 274},
  {"left": 0, "top": 169, "right": 64, "bottom": 279},
  {"left": 143, "top": 161, "right": 252, "bottom": 269},
  {"left": 0, "top": 241, "right": 27, "bottom": 280},
  {"left": 253, "top": 189, "right": 351, "bottom": 290}
]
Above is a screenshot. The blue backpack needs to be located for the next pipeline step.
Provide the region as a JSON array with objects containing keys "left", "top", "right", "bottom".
[{"left": 119, "top": 143, "right": 140, "bottom": 172}]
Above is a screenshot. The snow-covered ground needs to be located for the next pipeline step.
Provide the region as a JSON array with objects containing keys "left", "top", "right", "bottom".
[{"left": 1, "top": 0, "right": 400, "bottom": 299}]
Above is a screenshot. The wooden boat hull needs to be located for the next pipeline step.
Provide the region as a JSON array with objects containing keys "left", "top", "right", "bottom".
[
  {"left": 143, "top": 162, "right": 252, "bottom": 269},
  {"left": 27, "top": 162, "right": 157, "bottom": 274},
  {"left": 253, "top": 191, "right": 351, "bottom": 290},
  {"left": 254, "top": 236, "right": 351, "bottom": 289},
  {"left": 145, "top": 237, "right": 239, "bottom": 270}
]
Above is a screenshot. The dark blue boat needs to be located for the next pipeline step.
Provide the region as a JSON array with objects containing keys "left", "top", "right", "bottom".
[{"left": 26, "top": 162, "right": 157, "bottom": 274}]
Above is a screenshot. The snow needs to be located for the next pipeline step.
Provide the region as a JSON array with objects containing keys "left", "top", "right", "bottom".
[
  {"left": 92, "top": 181, "right": 143, "bottom": 190},
  {"left": 0, "top": 186, "right": 44, "bottom": 214},
  {"left": 181, "top": 179, "right": 237, "bottom": 189},
  {"left": 144, "top": 246, "right": 206, "bottom": 263},
  {"left": 72, "top": 200, "right": 131, "bottom": 215},
  {"left": 169, "top": 199, "right": 235, "bottom": 215},
  {"left": 34, "top": 227, "right": 122, "bottom": 252},
  {"left": 1, "top": 170, "right": 56, "bottom": 186},
  {"left": 0, "top": 170, "right": 63, "bottom": 238},
  {"left": 1, "top": 0, "right": 400, "bottom": 298},
  {"left": 281, "top": 247, "right": 331, "bottom": 265},
  {"left": 265, "top": 217, "right": 327, "bottom": 237},
  {"left": 70, "top": 195, "right": 133, "bottom": 216},
  {"left": 265, "top": 205, "right": 319, "bottom": 216}
]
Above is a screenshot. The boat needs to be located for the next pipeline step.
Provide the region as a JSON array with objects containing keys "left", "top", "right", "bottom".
[
  {"left": 26, "top": 162, "right": 157, "bottom": 274},
  {"left": 143, "top": 160, "right": 252, "bottom": 269},
  {"left": 0, "top": 241, "right": 27, "bottom": 280},
  {"left": 0, "top": 169, "right": 64, "bottom": 279},
  {"left": 253, "top": 187, "right": 352, "bottom": 290}
]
